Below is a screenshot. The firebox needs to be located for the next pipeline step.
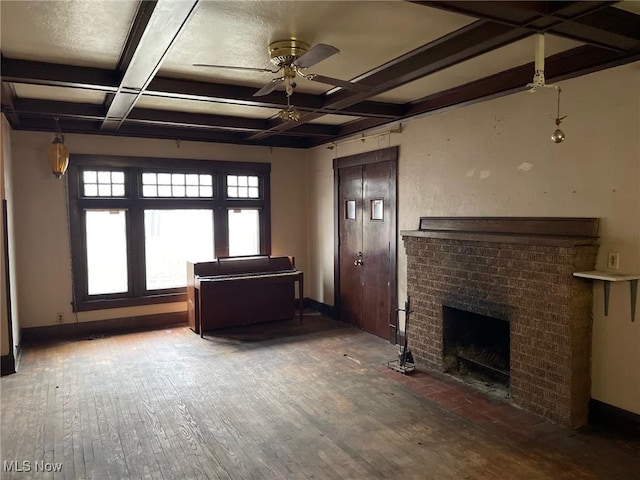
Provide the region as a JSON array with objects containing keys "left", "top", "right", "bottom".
[{"left": 442, "top": 306, "right": 510, "bottom": 387}]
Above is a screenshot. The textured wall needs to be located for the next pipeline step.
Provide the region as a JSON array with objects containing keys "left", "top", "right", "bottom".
[{"left": 308, "top": 62, "right": 640, "bottom": 415}]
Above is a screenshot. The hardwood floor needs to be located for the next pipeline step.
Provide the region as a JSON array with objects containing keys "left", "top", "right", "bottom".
[{"left": 1, "top": 313, "right": 638, "bottom": 479}]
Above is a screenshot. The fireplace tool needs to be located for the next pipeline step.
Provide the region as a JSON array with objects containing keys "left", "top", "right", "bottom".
[{"left": 387, "top": 297, "right": 415, "bottom": 374}]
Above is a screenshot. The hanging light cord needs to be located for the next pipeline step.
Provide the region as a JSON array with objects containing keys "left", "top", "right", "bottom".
[
  {"left": 53, "top": 116, "right": 65, "bottom": 141},
  {"left": 555, "top": 87, "right": 566, "bottom": 126}
]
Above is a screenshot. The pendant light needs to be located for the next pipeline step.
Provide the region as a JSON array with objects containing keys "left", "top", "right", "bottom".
[
  {"left": 47, "top": 117, "right": 69, "bottom": 178},
  {"left": 551, "top": 87, "right": 567, "bottom": 144}
]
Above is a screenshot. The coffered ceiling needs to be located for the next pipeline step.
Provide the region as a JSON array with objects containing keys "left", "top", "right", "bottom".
[{"left": 1, "top": 1, "right": 639, "bottom": 148}]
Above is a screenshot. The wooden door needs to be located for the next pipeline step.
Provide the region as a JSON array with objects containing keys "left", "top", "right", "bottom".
[{"left": 336, "top": 147, "right": 397, "bottom": 341}]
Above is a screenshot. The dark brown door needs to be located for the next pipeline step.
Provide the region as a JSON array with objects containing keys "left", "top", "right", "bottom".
[{"left": 337, "top": 152, "right": 396, "bottom": 340}]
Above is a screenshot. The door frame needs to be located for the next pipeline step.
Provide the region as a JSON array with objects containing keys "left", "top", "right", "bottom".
[{"left": 333, "top": 146, "right": 399, "bottom": 344}]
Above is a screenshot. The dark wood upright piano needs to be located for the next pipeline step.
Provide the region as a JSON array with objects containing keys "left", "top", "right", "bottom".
[{"left": 186, "top": 255, "right": 303, "bottom": 336}]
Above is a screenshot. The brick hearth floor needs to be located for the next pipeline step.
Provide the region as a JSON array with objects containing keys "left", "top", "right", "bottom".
[{"left": 381, "top": 367, "right": 573, "bottom": 442}]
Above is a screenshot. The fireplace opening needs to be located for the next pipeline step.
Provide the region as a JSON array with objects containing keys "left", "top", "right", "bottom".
[{"left": 442, "top": 306, "right": 510, "bottom": 390}]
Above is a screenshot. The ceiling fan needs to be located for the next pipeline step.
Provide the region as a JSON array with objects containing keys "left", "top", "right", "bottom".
[{"left": 194, "top": 39, "right": 371, "bottom": 120}]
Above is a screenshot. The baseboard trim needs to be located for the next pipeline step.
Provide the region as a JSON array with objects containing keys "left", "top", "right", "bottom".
[
  {"left": 588, "top": 399, "right": 640, "bottom": 439},
  {"left": 22, "top": 311, "right": 188, "bottom": 344},
  {"left": 1, "top": 353, "right": 16, "bottom": 376},
  {"left": 303, "top": 298, "right": 336, "bottom": 318}
]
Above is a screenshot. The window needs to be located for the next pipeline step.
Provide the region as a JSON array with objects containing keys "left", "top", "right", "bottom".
[{"left": 68, "top": 156, "right": 271, "bottom": 311}]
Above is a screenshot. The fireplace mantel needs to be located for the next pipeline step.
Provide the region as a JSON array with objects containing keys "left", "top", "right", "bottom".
[{"left": 401, "top": 216, "right": 599, "bottom": 246}]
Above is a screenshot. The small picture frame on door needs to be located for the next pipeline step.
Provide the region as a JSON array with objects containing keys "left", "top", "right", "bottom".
[
  {"left": 370, "top": 198, "right": 384, "bottom": 221},
  {"left": 345, "top": 199, "right": 356, "bottom": 220}
]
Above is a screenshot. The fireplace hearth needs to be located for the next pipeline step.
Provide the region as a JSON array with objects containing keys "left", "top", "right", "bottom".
[{"left": 402, "top": 217, "right": 599, "bottom": 427}]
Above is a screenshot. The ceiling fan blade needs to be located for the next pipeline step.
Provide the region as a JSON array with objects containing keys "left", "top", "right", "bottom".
[
  {"left": 309, "top": 74, "right": 372, "bottom": 93},
  {"left": 254, "top": 78, "right": 285, "bottom": 97},
  {"left": 192, "top": 64, "right": 278, "bottom": 74},
  {"left": 294, "top": 44, "right": 339, "bottom": 69}
]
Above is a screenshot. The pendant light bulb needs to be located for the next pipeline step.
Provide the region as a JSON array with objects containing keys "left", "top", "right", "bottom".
[{"left": 551, "top": 128, "right": 565, "bottom": 144}]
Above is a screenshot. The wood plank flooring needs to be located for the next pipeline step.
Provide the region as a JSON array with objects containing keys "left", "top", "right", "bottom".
[{"left": 1, "top": 313, "right": 638, "bottom": 479}]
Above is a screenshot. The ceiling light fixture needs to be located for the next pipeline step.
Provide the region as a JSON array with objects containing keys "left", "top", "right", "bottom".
[
  {"left": 47, "top": 117, "right": 69, "bottom": 178},
  {"left": 551, "top": 87, "right": 567, "bottom": 144},
  {"left": 524, "top": 34, "right": 568, "bottom": 143},
  {"left": 277, "top": 81, "right": 300, "bottom": 122}
]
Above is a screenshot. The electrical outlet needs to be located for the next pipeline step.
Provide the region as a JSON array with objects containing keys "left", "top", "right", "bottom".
[
  {"left": 56, "top": 312, "right": 64, "bottom": 324},
  {"left": 607, "top": 252, "right": 620, "bottom": 270}
]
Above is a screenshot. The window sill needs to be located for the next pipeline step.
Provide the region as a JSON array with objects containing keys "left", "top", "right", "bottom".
[{"left": 74, "top": 292, "right": 187, "bottom": 312}]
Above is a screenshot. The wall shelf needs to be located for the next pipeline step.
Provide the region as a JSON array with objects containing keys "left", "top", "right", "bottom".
[{"left": 573, "top": 271, "right": 640, "bottom": 322}]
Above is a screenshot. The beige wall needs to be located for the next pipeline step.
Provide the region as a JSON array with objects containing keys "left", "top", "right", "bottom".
[
  {"left": 5, "top": 62, "right": 639, "bottom": 413},
  {"left": 1, "top": 114, "right": 20, "bottom": 359},
  {"left": 9, "top": 132, "right": 308, "bottom": 327},
  {"left": 308, "top": 62, "right": 640, "bottom": 414}
]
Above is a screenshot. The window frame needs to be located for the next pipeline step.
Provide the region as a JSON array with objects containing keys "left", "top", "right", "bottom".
[{"left": 67, "top": 154, "right": 271, "bottom": 312}]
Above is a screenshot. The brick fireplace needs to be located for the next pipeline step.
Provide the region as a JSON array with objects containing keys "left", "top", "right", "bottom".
[{"left": 401, "top": 217, "right": 599, "bottom": 427}]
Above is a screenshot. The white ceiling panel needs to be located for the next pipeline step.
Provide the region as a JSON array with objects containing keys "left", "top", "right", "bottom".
[
  {"left": 160, "top": 1, "right": 476, "bottom": 94},
  {"left": 307, "top": 114, "right": 362, "bottom": 125},
  {"left": 0, "top": 0, "right": 138, "bottom": 69},
  {"left": 137, "top": 95, "right": 280, "bottom": 120},
  {"left": 374, "top": 35, "right": 584, "bottom": 103},
  {"left": 13, "top": 83, "right": 106, "bottom": 104}
]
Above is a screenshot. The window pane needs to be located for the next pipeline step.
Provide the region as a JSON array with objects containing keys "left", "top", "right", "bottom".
[
  {"left": 186, "top": 174, "right": 199, "bottom": 185},
  {"left": 346, "top": 200, "right": 356, "bottom": 220},
  {"left": 200, "top": 174, "right": 212, "bottom": 186},
  {"left": 228, "top": 209, "right": 260, "bottom": 256},
  {"left": 84, "top": 171, "right": 97, "bottom": 183},
  {"left": 172, "top": 173, "right": 185, "bottom": 185},
  {"left": 142, "top": 173, "right": 156, "bottom": 184},
  {"left": 186, "top": 186, "right": 199, "bottom": 197},
  {"left": 97, "top": 171, "right": 111, "bottom": 183},
  {"left": 144, "top": 210, "right": 214, "bottom": 290},
  {"left": 143, "top": 185, "right": 157, "bottom": 197},
  {"left": 86, "top": 210, "right": 128, "bottom": 295},
  {"left": 158, "top": 185, "right": 172, "bottom": 197},
  {"left": 200, "top": 186, "right": 213, "bottom": 197},
  {"left": 227, "top": 174, "right": 259, "bottom": 198},
  {"left": 371, "top": 199, "right": 384, "bottom": 220},
  {"left": 157, "top": 173, "right": 171, "bottom": 184},
  {"left": 112, "top": 184, "right": 125, "bottom": 197},
  {"left": 172, "top": 185, "right": 186, "bottom": 197},
  {"left": 83, "top": 170, "right": 125, "bottom": 197}
]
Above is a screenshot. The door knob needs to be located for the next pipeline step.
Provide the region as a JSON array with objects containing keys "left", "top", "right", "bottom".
[{"left": 354, "top": 258, "right": 363, "bottom": 266}]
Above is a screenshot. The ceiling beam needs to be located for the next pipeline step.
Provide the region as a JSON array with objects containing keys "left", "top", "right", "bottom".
[
  {"left": 9, "top": 97, "right": 338, "bottom": 138},
  {"left": 419, "top": 1, "right": 640, "bottom": 52},
  {"left": 145, "top": 77, "right": 405, "bottom": 119},
  {"left": 0, "top": 57, "right": 120, "bottom": 92},
  {"left": 17, "top": 115, "right": 312, "bottom": 149},
  {"left": 101, "top": 0, "right": 199, "bottom": 130},
  {"left": 0, "top": 57, "right": 404, "bottom": 120}
]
